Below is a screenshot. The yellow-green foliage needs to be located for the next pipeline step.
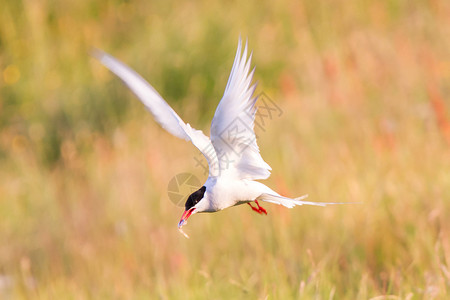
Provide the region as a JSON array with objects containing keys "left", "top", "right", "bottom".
[{"left": 1, "top": 0, "right": 450, "bottom": 298}]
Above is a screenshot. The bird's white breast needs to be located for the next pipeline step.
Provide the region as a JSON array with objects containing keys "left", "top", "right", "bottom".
[{"left": 205, "top": 177, "right": 269, "bottom": 211}]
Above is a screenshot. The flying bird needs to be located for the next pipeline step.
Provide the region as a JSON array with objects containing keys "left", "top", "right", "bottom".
[{"left": 94, "top": 39, "right": 343, "bottom": 237}]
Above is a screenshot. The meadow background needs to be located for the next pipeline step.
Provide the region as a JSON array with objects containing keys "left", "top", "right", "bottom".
[{"left": 1, "top": 0, "right": 450, "bottom": 299}]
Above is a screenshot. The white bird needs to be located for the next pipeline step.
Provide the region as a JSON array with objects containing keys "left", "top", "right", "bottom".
[{"left": 94, "top": 39, "right": 343, "bottom": 237}]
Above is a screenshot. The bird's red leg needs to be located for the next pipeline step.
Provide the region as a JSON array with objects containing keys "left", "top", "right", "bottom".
[
  {"left": 255, "top": 200, "right": 268, "bottom": 215},
  {"left": 248, "top": 201, "right": 268, "bottom": 215},
  {"left": 248, "top": 202, "right": 263, "bottom": 214}
]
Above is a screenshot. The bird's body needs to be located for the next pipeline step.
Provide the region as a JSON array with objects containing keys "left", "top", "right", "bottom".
[
  {"left": 94, "top": 38, "right": 343, "bottom": 235},
  {"left": 200, "top": 177, "right": 272, "bottom": 212}
]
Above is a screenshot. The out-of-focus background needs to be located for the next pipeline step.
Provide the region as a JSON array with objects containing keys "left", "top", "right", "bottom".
[{"left": 1, "top": 0, "right": 450, "bottom": 298}]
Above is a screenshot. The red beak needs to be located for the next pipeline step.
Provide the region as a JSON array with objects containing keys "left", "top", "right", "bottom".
[{"left": 178, "top": 208, "right": 195, "bottom": 228}]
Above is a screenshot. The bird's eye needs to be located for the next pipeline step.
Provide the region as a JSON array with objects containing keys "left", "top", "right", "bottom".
[{"left": 185, "top": 186, "right": 206, "bottom": 210}]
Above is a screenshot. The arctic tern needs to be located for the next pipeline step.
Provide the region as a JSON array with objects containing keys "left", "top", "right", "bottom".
[{"left": 94, "top": 38, "right": 344, "bottom": 237}]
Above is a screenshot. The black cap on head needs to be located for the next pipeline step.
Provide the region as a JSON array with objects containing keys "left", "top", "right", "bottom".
[{"left": 185, "top": 186, "right": 206, "bottom": 210}]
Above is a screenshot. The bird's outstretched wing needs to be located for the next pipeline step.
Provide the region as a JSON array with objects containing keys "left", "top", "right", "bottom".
[
  {"left": 210, "top": 39, "right": 271, "bottom": 180},
  {"left": 93, "top": 50, "right": 220, "bottom": 176}
]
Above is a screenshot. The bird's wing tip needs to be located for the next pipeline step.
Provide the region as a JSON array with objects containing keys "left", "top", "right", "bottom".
[{"left": 90, "top": 48, "right": 109, "bottom": 63}]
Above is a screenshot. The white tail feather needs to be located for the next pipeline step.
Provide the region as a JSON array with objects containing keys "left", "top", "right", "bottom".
[{"left": 256, "top": 193, "right": 353, "bottom": 208}]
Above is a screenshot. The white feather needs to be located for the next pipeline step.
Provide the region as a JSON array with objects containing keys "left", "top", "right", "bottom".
[
  {"left": 210, "top": 38, "right": 271, "bottom": 180},
  {"left": 92, "top": 49, "right": 220, "bottom": 176}
]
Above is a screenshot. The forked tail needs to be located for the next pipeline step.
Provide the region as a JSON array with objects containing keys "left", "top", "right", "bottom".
[{"left": 256, "top": 193, "right": 355, "bottom": 208}]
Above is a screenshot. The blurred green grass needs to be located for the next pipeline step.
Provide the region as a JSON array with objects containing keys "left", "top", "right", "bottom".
[{"left": 1, "top": 0, "right": 450, "bottom": 298}]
